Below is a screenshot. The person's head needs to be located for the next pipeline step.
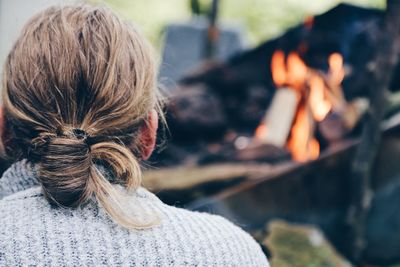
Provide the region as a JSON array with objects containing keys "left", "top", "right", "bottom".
[{"left": 2, "top": 5, "right": 163, "bottom": 229}]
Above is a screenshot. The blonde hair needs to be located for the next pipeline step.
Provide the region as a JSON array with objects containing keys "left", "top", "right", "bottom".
[{"left": 2, "top": 5, "right": 163, "bottom": 229}]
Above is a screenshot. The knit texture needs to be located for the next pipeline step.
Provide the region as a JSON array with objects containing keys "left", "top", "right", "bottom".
[{"left": 0, "top": 160, "right": 269, "bottom": 266}]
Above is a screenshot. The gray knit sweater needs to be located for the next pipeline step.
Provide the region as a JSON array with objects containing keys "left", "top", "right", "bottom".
[{"left": 0, "top": 160, "right": 269, "bottom": 266}]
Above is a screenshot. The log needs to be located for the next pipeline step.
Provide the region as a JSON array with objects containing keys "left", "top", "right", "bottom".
[
  {"left": 256, "top": 88, "right": 299, "bottom": 147},
  {"left": 143, "top": 163, "right": 287, "bottom": 205},
  {"left": 234, "top": 142, "right": 291, "bottom": 162},
  {"left": 144, "top": 163, "right": 276, "bottom": 191},
  {"left": 319, "top": 98, "right": 368, "bottom": 142}
]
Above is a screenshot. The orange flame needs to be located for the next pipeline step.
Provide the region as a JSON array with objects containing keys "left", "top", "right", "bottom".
[
  {"left": 255, "top": 124, "right": 267, "bottom": 139},
  {"left": 271, "top": 50, "right": 287, "bottom": 86},
  {"left": 309, "top": 74, "right": 332, "bottom": 121},
  {"left": 304, "top": 16, "right": 314, "bottom": 30},
  {"left": 308, "top": 138, "right": 320, "bottom": 160},
  {"left": 329, "top": 53, "right": 345, "bottom": 86},
  {"left": 266, "top": 50, "right": 345, "bottom": 162},
  {"left": 287, "top": 52, "right": 308, "bottom": 89},
  {"left": 287, "top": 106, "right": 320, "bottom": 162}
]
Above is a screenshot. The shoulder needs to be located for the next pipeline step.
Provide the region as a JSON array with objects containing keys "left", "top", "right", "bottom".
[
  {"left": 155, "top": 202, "right": 269, "bottom": 266},
  {"left": 0, "top": 187, "right": 48, "bottom": 237},
  {"left": 0, "top": 186, "right": 44, "bottom": 212},
  {"left": 0, "top": 187, "right": 48, "bottom": 265},
  {"left": 0, "top": 186, "right": 44, "bottom": 206},
  {"left": 0, "top": 186, "right": 269, "bottom": 266}
]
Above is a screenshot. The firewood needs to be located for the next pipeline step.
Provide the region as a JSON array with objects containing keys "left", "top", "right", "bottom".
[
  {"left": 234, "top": 142, "right": 291, "bottom": 162},
  {"left": 256, "top": 88, "right": 299, "bottom": 147},
  {"left": 305, "top": 99, "right": 317, "bottom": 151},
  {"left": 319, "top": 98, "right": 368, "bottom": 142}
]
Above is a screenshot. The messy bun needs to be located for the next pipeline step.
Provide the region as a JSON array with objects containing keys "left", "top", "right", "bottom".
[{"left": 2, "top": 5, "right": 162, "bottom": 229}]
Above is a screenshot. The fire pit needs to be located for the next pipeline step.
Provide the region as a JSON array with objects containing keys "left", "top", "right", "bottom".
[
  {"left": 152, "top": 4, "right": 390, "bottom": 167},
  {"left": 145, "top": 2, "right": 400, "bottom": 265}
]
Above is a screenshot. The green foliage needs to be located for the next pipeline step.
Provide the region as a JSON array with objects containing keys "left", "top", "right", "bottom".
[
  {"left": 89, "top": 0, "right": 190, "bottom": 45},
  {"left": 219, "top": 0, "right": 385, "bottom": 43},
  {"left": 264, "top": 220, "right": 353, "bottom": 267},
  {"left": 91, "top": 0, "right": 385, "bottom": 46}
]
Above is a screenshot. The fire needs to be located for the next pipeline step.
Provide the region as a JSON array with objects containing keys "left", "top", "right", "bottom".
[
  {"left": 255, "top": 124, "right": 267, "bottom": 139},
  {"left": 287, "top": 52, "right": 308, "bottom": 89},
  {"left": 329, "top": 53, "right": 345, "bottom": 86},
  {"left": 261, "top": 50, "right": 345, "bottom": 162},
  {"left": 287, "top": 107, "right": 320, "bottom": 162},
  {"left": 270, "top": 50, "right": 309, "bottom": 90},
  {"left": 304, "top": 16, "right": 314, "bottom": 30},
  {"left": 309, "top": 74, "right": 332, "bottom": 121},
  {"left": 271, "top": 50, "right": 286, "bottom": 87}
]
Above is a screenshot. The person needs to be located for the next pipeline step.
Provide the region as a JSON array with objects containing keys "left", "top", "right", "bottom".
[{"left": 0, "top": 4, "right": 269, "bottom": 267}]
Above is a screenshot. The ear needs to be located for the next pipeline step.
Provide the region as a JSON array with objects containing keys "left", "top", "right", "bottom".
[{"left": 138, "top": 109, "right": 158, "bottom": 160}]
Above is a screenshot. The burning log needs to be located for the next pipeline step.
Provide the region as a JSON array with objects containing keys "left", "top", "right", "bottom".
[
  {"left": 252, "top": 48, "right": 347, "bottom": 162},
  {"left": 255, "top": 88, "right": 298, "bottom": 147},
  {"left": 320, "top": 92, "right": 400, "bottom": 143},
  {"left": 234, "top": 141, "right": 291, "bottom": 162},
  {"left": 319, "top": 98, "right": 369, "bottom": 142}
]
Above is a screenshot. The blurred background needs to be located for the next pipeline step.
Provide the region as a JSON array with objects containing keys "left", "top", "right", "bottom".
[
  {"left": 4, "top": 1, "right": 400, "bottom": 266},
  {"left": 0, "top": 0, "right": 385, "bottom": 71},
  {"left": 92, "top": 0, "right": 385, "bottom": 45}
]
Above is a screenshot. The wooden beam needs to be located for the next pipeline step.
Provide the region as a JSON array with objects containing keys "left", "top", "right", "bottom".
[{"left": 143, "top": 163, "right": 279, "bottom": 192}]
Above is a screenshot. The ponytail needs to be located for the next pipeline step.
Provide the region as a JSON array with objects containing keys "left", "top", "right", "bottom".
[
  {"left": 90, "top": 141, "right": 158, "bottom": 229},
  {"left": 32, "top": 127, "right": 158, "bottom": 229}
]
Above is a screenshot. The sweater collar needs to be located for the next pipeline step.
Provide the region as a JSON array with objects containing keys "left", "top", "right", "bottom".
[
  {"left": 0, "top": 159, "right": 39, "bottom": 199},
  {"left": 0, "top": 159, "right": 160, "bottom": 202}
]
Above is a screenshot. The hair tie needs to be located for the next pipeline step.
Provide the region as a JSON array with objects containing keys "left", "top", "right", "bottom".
[
  {"left": 71, "top": 128, "right": 92, "bottom": 151},
  {"left": 72, "top": 128, "right": 89, "bottom": 140}
]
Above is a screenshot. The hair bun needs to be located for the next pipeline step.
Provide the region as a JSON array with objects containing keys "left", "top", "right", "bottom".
[
  {"left": 30, "top": 127, "right": 91, "bottom": 159},
  {"left": 33, "top": 129, "right": 92, "bottom": 207}
]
